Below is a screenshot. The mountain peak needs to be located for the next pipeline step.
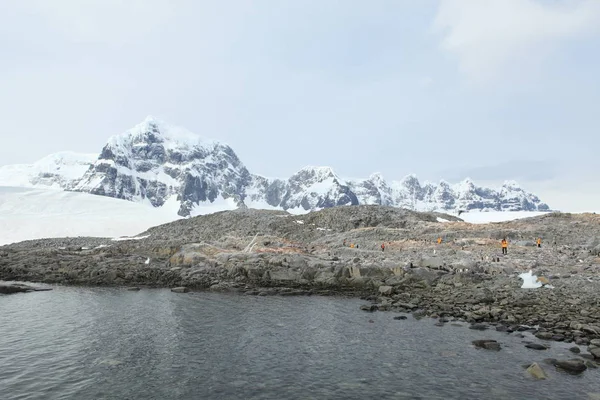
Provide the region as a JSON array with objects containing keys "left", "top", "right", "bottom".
[
  {"left": 502, "top": 180, "right": 521, "bottom": 190},
  {"left": 400, "top": 174, "right": 421, "bottom": 187},
  {"left": 369, "top": 172, "right": 385, "bottom": 182},
  {"left": 295, "top": 166, "right": 338, "bottom": 179},
  {"left": 106, "top": 117, "right": 219, "bottom": 151},
  {"left": 453, "top": 177, "right": 476, "bottom": 194},
  {"left": 142, "top": 115, "right": 159, "bottom": 123}
]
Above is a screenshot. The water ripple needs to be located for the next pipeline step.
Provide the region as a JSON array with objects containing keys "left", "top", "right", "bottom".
[{"left": 1, "top": 286, "right": 600, "bottom": 399}]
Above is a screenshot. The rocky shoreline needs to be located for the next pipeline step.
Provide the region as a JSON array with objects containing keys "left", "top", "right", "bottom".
[{"left": 3, "top": 206, "right": 600, "bottom": 367}]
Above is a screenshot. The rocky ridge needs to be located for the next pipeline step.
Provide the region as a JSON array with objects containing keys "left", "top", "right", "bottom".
[{"left": 0, "top": 116, "right": 550, "bottom": 216}]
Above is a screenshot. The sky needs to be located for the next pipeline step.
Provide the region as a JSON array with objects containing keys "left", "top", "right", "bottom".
[{"left": 1, "top": 0, "right": 599, "bottom": 212}]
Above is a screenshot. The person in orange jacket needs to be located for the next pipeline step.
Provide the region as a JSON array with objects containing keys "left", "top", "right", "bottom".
[
  {"left": 536, "top": 237, "right": 542, "bottom": 248},
  {"left": 437, "top": 237, "right": 442, "bottom": 245},
  {"left": 381, "top": 243, "right": 385, "bottom": 252},
  {"left": 501, "top": 238, "right": 508, "bottom": 254}
]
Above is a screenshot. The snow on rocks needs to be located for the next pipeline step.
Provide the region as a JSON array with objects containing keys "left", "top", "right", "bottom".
[{"left": 111, "top": 235, "right": 150, "bottom": 241}]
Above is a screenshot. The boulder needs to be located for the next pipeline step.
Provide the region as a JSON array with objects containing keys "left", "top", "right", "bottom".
[
  {"left": 268, "top": 268, "right": 301, "bottom": 282},
  {"left": 553, "top": 359, "right": 587, "bottom": 374},
  {"left": 418, "top": 256, "right": 444, "bottom": 269},
  {"left": 384, "top": 275, "right": 407, "bottom": 286},
  {"left": 589, "top": 347, "right": 600, "bottom": 359},
  {"left": 378, "top": 285, "right": 394, "bottom": 296},
  {"left": 535, "top": 332, "right": 554, "bottom": 340},
  {"left": 405, "top": 268, "right": 440, "bottom": 285}
]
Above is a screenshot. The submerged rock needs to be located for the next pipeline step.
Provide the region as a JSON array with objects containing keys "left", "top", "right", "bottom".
[
  {"left": 526, "top": 362, "right": 547, "bottom": 380},
  {"left": 0, "top": 283, "right": 52, "bottom": 294},
  {"left": 525, "top": 343, "right": 548, "bottom": 350},
  {"left": 360, "top": 304, "right": 377, "bottom": 312},
  {"left": 469, "top": 323, "right": 489, "bottom": 331},
  {"left": 171, "top": 287, "right": 190, "bottom": 293},
  {"left": 472, "top": 339, "right": 501, "bottom": 351}
]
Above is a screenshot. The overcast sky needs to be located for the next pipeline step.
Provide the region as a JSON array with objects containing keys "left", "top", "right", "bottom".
[{"left": 1, "top": 0, "right": 599, "bottom": 211}]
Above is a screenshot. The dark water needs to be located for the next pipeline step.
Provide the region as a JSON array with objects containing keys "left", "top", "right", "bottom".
[{"left": 2, "top": 285, "right": 600, "bottom": 400}]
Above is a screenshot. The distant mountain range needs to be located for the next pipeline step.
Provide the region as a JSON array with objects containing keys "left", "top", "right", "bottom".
[{"left": 0, "top": 116, "right": 550, "bottom": 216}]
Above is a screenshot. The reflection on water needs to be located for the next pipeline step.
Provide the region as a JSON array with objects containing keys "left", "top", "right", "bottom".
[{"left": 1, "top": 286, "right": 600, "bottom": 399}]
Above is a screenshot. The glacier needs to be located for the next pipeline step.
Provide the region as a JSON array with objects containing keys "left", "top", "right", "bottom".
[{"left": 0, "top": 186, "right": 180, "bottom": 246}]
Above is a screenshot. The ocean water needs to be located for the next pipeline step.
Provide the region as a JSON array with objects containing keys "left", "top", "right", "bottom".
[{"left": 1, "top": 285, "right": 599, "bottom": 400}]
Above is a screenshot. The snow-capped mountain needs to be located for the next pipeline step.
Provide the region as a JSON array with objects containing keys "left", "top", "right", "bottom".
[
  {"left": 246, "top": 167, "right": 358, "bottom": 211},
  {"left": 347, "top": 173, "right": 394, "bottom": 206},
  {"left": 73, "top": 116, "right": 251, "bottom": 216},
  {"left": 0, "top": 116, "right": 550, "bottom": 216},
  {"left": 0, "top": 152, "right": 97, "bottom": 190}
]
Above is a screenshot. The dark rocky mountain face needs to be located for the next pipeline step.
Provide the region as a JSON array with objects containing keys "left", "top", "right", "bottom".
[
  {"left": 74, "top": 117, "right": 252, "bottom": 216},
  {"left": 1, "top": 117, "right": 551, "bottom": 216}
]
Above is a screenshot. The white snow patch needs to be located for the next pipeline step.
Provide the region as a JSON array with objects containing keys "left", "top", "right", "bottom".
[
  {"left": 188, "top": 196, "right": 239, "bottom": 216},
  {"left": 304, "top": 177, "right": 337, "bottom": 196},
  {"left": 111, "top": 235, "right": 150, "bottom": 241},
  {"left": 145, "top": 258, "right": 150, "bottom": 264},
  {"left": 436, "top": 217, "right": 450, "bottom": 223},
  {"left": 295, "top": 220, "right": 305, "bottom": 224},
  {"left": 0, "top": 186, "right": 179, "bottom": 246},
  {"left": 519, "top": 270, "right": 554, "bottom": 289},
  {"left": 285, "top": 207, "right": 311, "bottom": 215},
  {"left": 458, "top": 211, "right": 550, "bottom": 224},
  {"left": 0, "top": 152, "right": 97, "bottom": 189},
  {"left": 243, "top": 198, "right": 283, "bottom": 212}
]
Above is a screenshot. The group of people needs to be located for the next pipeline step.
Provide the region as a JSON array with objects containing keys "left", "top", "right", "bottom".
[
  {"left": 433, "top": 235, "right": 542, "bottom": 255},
  {"left": 500, "top": 237, "right": 542, "bottom": 254},
  {"left": 344, "top": 236, "right": 543, "bottom": 255}
]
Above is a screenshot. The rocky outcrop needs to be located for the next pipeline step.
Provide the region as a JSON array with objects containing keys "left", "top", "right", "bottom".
[{"left": 2, "top": 206, "right": 600, "bottom": 343}]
